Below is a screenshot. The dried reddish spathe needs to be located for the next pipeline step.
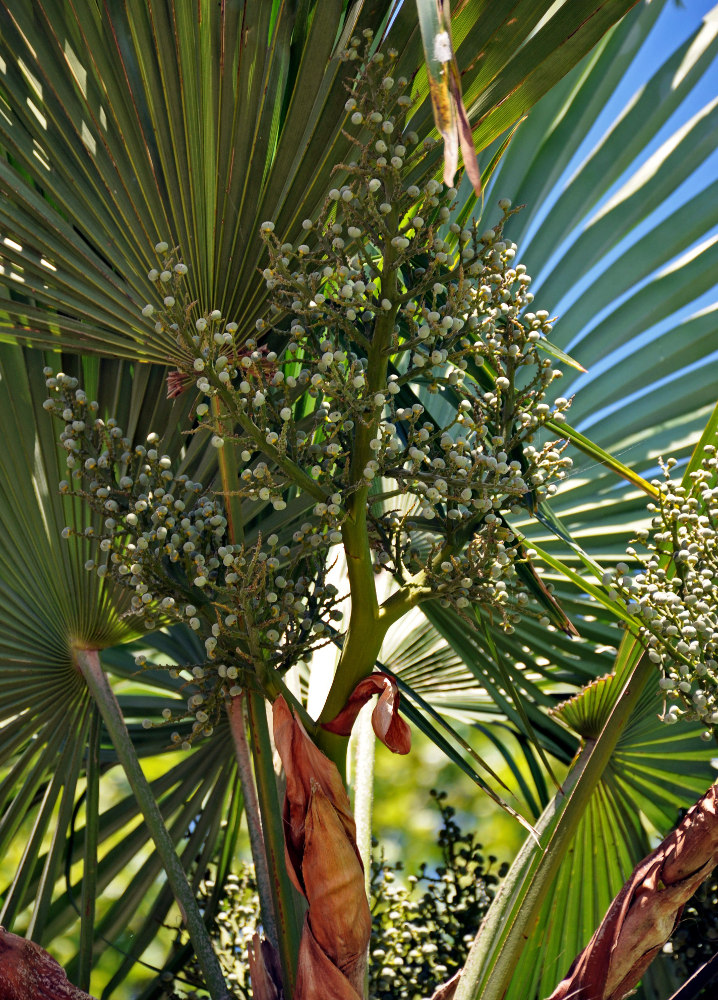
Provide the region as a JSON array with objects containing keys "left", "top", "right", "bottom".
[
  {"left": 320, "top": 672, "right": 411, "bottom": 754},
  {"left": 547, "top": 782, "right": 718, "bottom": 1000},
  {"left": 273, "top": 696, "right": 359, "bottom": 893},
  {"left": 272, "top": 697, "right": 371, "bottom": 999},
  {"left": 0, "top": 929, "right": 95, "bottom": 1000}
]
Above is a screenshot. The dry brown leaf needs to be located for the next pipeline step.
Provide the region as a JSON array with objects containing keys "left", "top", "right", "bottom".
[
  {"left": 546, "top": 782, "right": 718, "bottom": 1000},
  {"left": 0, "top": 929, "right": 96, "bottom": 1000}
]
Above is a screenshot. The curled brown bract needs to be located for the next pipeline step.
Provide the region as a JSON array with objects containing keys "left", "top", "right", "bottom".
[
  {"left": 547, "top": 782, "right": 718, "bottom": 1000},
  {"left": 320, "top": 672, "right": 411, "bottom": 754},
  {"left": 272, "top": 697, "right": 371, "bottom": 999}
]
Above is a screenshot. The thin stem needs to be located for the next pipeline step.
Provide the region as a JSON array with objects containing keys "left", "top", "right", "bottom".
[
  {"left": 211, "top": 395, "right": 244, "bottom": 544},
  {"left": 212, "top": 379, "right": 327, "bottom": 501},
  {"left": 226, "top": 693, "right": 278, "bottom": 950},
  {"left": 74, "top": 648, "right": 232, "bottom": 1000},
  {"left": 78, "top": 705, "right": 101, "bottom": 991},
  {"left": 246, "top": 688, "right": 303, "bottom": 999}
]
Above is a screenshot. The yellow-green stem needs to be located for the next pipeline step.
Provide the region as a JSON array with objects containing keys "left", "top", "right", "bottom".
[
  {"left": 318, "top": 223, "right": 401, "bottom": 736},
  {"left": 211, "top": 395, "right": 244, "bottom": 544}
]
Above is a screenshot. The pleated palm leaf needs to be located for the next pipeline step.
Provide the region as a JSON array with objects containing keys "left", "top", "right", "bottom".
[
  {"left": 388, "top": 0, "right": 717, "bottom": 763},
  {"left": 0, "top": 344, "right": 248, "bottom": 996},
  {"left": 0, "top": 0, "right": 631, "bottom": 360}
]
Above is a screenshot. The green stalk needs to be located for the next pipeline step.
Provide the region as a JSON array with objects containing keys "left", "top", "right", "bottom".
[
  {"left": 226, "top": 693, "right": 278, "bottom": 949},
  {"left": 318, "top": 225, "right": 401, "bottom": 729},
  {"left": 74, "top": 648, "right": 232, "bottom": 1000},
  {"left": 246, "top": 687, "right": 303, "bottom": 998},
  {"left": 78, "top": 705, "right": 101, "bottom": 991},
  {"left": 453, "top": 641, "right": 653, "bottom": 1000},
  {"left": 211, "top": 395, "right": 244, "bottom": 544}
]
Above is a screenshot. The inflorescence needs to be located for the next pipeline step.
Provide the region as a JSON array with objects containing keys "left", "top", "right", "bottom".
[
  {"left": 601, "top": 450, "right": 718, "bottom": 737},
  {"left": 44, "top": 40, "right": 575, "bottom": 741}
]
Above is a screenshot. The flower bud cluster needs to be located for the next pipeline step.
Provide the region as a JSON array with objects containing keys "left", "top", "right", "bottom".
[
  {"left": 45, "top": 44, "right": 576, "bottom": 692},
  {"left": 603, "top": 450, "right": 718, "bottom": 737},
  {"left": 43, "top": 372, "right": 343, "bottom": 740},
  {"left": 130, "top": 51, "right": 572, "bottom": 630},
  {"left": 416, "top": 524, "right": 530, "bottom": 632}
]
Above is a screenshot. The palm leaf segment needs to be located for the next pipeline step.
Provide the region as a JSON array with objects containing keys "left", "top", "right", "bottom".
[
  {"left": 394, "top": 7, "right": 718, "bottom": 994},
  {"left": 408, "top": 0, "right": 718, "bottom": 760},
  {"left": 0, "top": 0, "right": 636, "bottom": 360}
]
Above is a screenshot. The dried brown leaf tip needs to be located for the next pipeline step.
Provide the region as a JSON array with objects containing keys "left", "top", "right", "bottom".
[
  {"left": 0, "top": 928, "right": 96, "bottom": 1000},
  {"left": 547, "top": 782, "right": 718, "bottom": 1000},
  {"left": 418, "top": 0, "right": 481, "bottom": 195},
  {"left": 429, "top": 970, "right": 461, "bottom": 999},
  {"left": 247, "top": 933, "right": 281, "bottom": 1000},
  {"left": 272, "top": 696, "right": 371, "bottom": 999},
  {"left": 321, "top": 672, "right": 412, "bottom": 754}
]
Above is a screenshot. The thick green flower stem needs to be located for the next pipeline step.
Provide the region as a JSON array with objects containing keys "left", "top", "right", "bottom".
[
  {"left": 74, "top": 648, "right": 232, "bottom": 1000},
  {"left": 453, "top": 647, "right": 655, "bottom": 1000},
  {"left": 245, "top": 686, "right": 303, "bottom": 999},
  {"left": 226, "top": 694, "right": 278, "bottom": 949},
  {"left": 317, "top": 230, "right": 401, "bottom": 739}
]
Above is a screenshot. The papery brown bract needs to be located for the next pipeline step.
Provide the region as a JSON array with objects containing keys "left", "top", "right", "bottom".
[
  {"left": 273, "top": 696, "right": 358, "bottom": 892},
  {"left": 547, "top": 782, "right": 718, "bottom": 1000},
  {"left": 302, "top": 783, "right": 370, "bottom": 993},
  {"left": 320, "top": 672, "right": 411, "bottom": 754},
  {"left": 272, "top": 697, "right": 371, "bottom": 999},
  {"left": 430, "top": 971, "right": 461, "bottom": 1000},
  {"left": 0, "top": 929, "right": 96, "bottom": 1000},
  {"left": 247, "top": 934, "right": 281, "bottom": 1000},
  {"left": 295, "top": 917, "right": 363, "bottom": 1000}
]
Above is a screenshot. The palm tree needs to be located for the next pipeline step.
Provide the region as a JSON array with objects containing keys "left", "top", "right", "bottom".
[{"left": 0, "top": 1, "right": 716, "bottom": 998}]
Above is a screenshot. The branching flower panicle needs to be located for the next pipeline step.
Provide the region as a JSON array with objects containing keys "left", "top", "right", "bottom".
[
  {"left": 43, "top": 42, "right": 576, "bottom": 741},
  {"left": 602, "top": 448, "right": 718, "bottom": 737}
]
